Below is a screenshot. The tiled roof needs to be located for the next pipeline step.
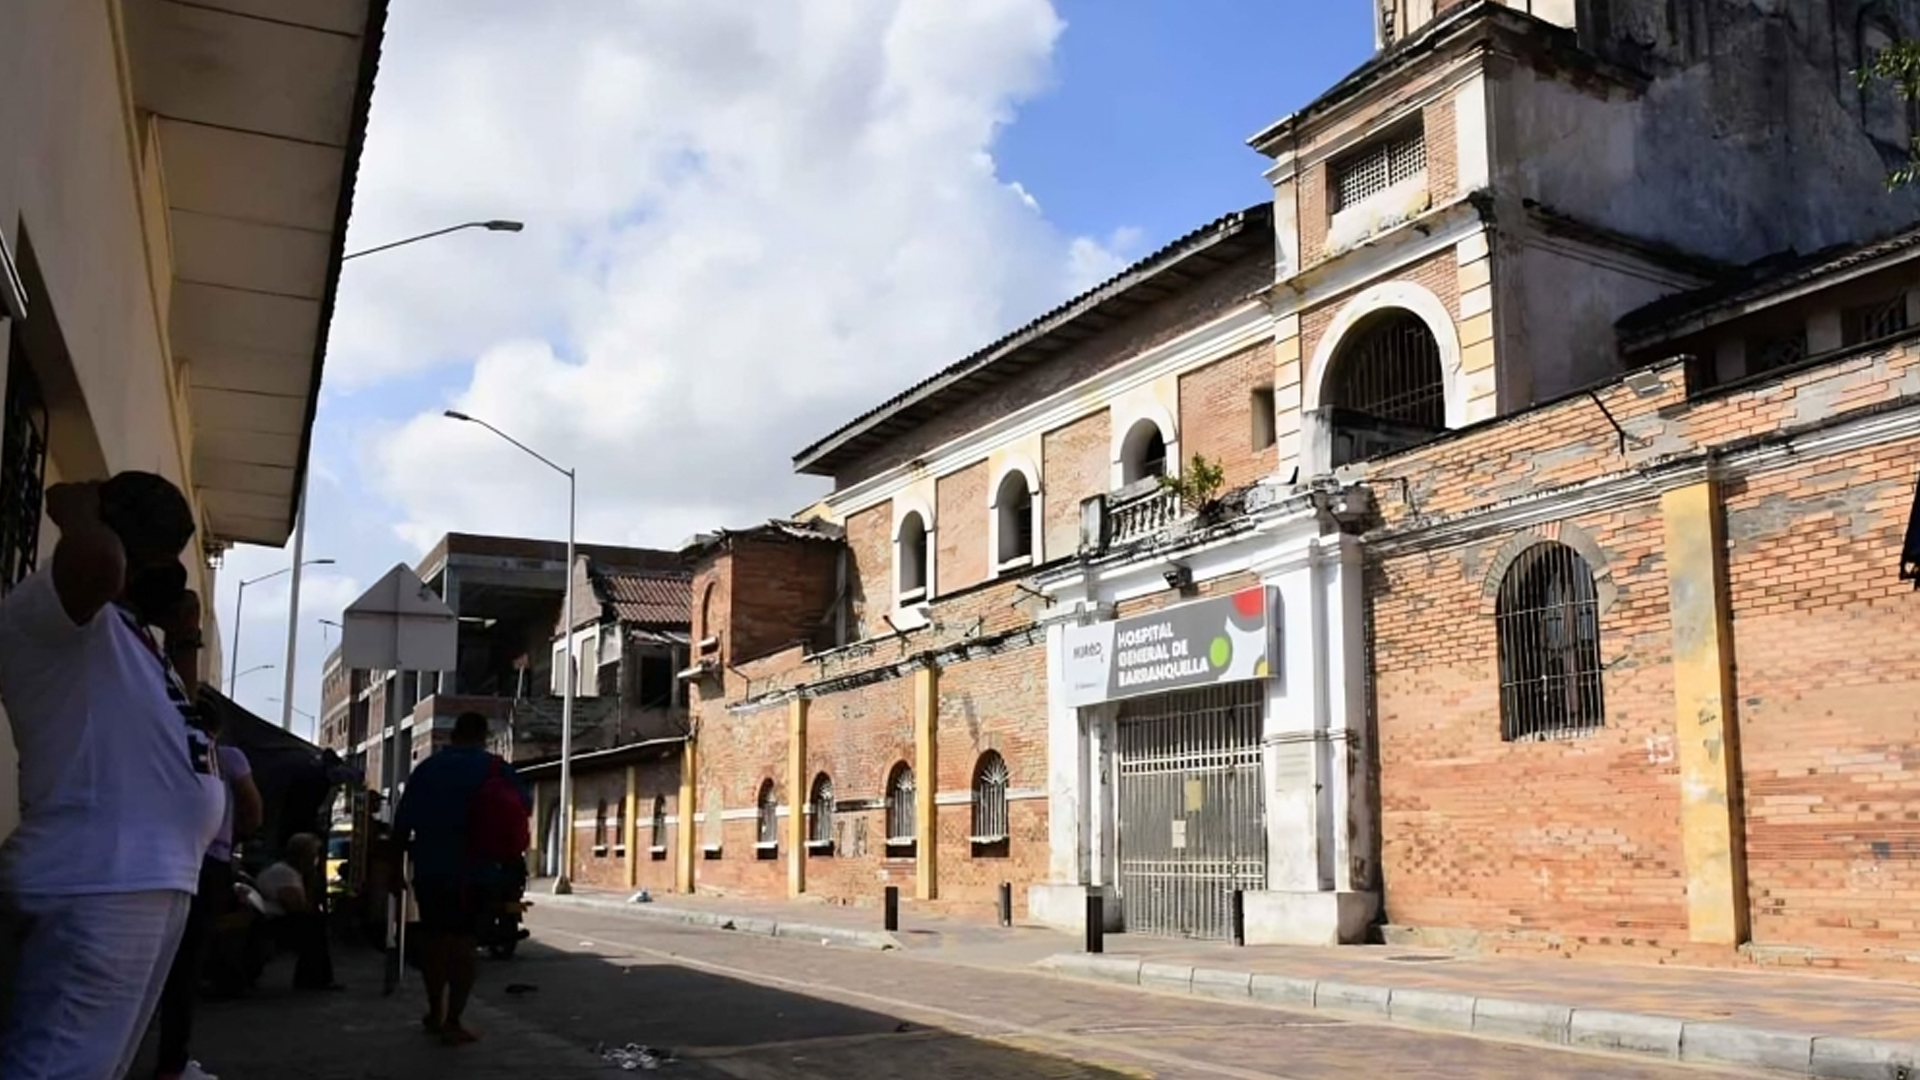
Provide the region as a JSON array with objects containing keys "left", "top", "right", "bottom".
[
  {"left": 598, "top": 570, "right": 691, "bottom": 627},
  {"left": 1617, "top": 222, "right": 1920, "bottom": 347}
]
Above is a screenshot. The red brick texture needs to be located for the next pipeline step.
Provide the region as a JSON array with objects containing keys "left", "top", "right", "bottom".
[
  {"left": 935, "top": 462, "right": 989, "bottom": 596},
  {"left": 1363, "top": 339, "right": 1920, "bottom": 967},
  {"left": 1177, "top": 340, "right": 1280, "bottom": 491},
  {"left": 1040, "top": 412, "right": 1111, "bottom": 562},
  {"left": 1299, "top": 248, "right": 1462, "bottom": 384},
  {"left": 564, "top": 758, "right": 683, "bottom": 894}
]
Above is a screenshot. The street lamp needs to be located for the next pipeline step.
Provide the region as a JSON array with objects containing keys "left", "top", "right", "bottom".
[
  {"left": 232, "top": 663, "right": 275, "bottom": 685},
  {"left": 343, "top": 219, "right": 524, "bottom": 262},
  {"left": 231, "top": 560, "right": 334, "bottom": 697},
  {"left": 443, "top": 409, "right": 578, "bottom": 895},
  {"left": 279, "top": 218, "right": 525, "bottom": 735},
  {"left": 268, "top": 698, "right": 316, "bottom": 722}
]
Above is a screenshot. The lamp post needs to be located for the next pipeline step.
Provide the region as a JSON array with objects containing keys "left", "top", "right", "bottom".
[
  {"left": 232, "top": 663, "right": 276, "bottom": 685},
  {"left": 443, "top": 409, "right": 577, "bottom": 895},
  {"left": 232, "top": 560, "right": 334, "bottom": 697},
  {"left": 278, "top": 219, "right": 525, "bottom": 734}
]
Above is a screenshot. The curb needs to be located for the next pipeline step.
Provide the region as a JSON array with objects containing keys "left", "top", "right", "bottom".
[
  {"left": 1037, "top": 953, "right": 1920, "bottom": 1080},
  {"left": 538, "top": 892, "right": 903, "bottom": 951}
]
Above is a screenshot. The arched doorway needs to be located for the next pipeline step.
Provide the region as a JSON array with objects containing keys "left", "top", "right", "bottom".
[{"left": 1322, "top": 308, "right": 1446, "bottom": 467}]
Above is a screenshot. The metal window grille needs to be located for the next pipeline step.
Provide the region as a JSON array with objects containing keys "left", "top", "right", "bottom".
[
  {"left": 1330, "top": 126, "right": 1427, "bottom": 212},
  {"left": 970, "top": 751, "right": 1010, "bottom": 842},
  {"left": 809, "top": 773, "right": 834, "bottom": 844},
  {"left": 1496, "top": 542, "right": 1606, "bottom": 742},
  {"left": 594, "top": 800, "right": 609, "bottom": 853},
  {"left": 898, "top": 513, "right": 929, "bottom": 596},
  {"left": 1116, "top": 683, "right": 1267, "bottom": 940},
  {"left": 886, "top": 763, "right": 915, "bottom": 844},
  {"left": 1843, "top": 295, "right": 1910, "bottom": 346},
  {"left": 651, "top": 796, "right": 666, "bottom": 849},
  {"left": 1750, "top": 330, "right": 1807, "bottom": 373},
  {"left": 756, "top": 780, "right": 778, "bottom": 845},
  {"left": 1327, "top": 310, "right": 1446, "bottom": 467},
  {"left": 998, "top": 479, "right": 1034, "bottom": 564},
  {"left": 0, "top": 355, "right": 49, "bottom": 594}
]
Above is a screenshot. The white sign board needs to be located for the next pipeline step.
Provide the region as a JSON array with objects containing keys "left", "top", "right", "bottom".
[{"left": 341, "top": 564, "right": 457, "bottom": 671}]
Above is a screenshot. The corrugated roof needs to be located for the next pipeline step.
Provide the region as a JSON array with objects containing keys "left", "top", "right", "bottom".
[
  {"left": 790, "top": 203, "right": 1273, "bottom": 477},
  {"left": 597, "top": 570, "right": 691, "bottom": 627},
  {"left": 678, "top": 518, "right": 844, "bottom": 559},
  {"left": 1618, "top": 221, "right": 1920, "bottom": 347}
]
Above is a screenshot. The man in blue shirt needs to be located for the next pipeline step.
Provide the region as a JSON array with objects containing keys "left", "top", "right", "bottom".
[{"left": 392, "top": 712, "right": 527, "bottom": 1045}]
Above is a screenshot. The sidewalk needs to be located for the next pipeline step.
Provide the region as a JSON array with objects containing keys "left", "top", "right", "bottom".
[
  {"left": 543, "top": 887, "right": 1920, "bottom": 1079},
  {"left": 141, "top": 940, "right": 609, "bottom": 1079}
]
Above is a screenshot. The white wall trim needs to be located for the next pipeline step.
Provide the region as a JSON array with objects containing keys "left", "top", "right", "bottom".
[
  {"left": 1276, "top": 206, "right": 1483, "bottom": 321},
  {"left": 1302, "top": 279, "right": 1467, "bottom": 429},
  {"left": 823, "top": 304, "right": 1272, "bottom": 520},
  {"left": 1110, "top": 400, "right": 1181, "bottom": 487},
  {"left": 891, "top": 491, "right": 937, "bottom": 607},
  {"left": 986, "top": 454, "right": 1043, "bottom": 571}
]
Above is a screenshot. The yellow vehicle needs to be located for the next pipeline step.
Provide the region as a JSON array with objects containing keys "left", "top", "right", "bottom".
[{"left": 325, "top": 829, "right": 351, "bottom": 898}]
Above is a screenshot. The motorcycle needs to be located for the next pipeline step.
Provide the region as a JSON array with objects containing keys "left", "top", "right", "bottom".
[{"left": 477, "top": 858, "right": 532, "bottom": 959}]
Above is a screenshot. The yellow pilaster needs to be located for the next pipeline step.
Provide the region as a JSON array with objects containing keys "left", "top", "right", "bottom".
[
  {"left": 787, "top": 698, "right": 809, "bottom": 898},
  {"left": 1661, "top": 478, "right": 1750, "bottom": 945},
  {"left": 623, "top": 764, "right": 640, "bottom": 890},
  {"left": 676, "top": 738, "right": 698, "bottom": 894},
  {"left": 913, "top": 667, "right": 938, "bottom": 901}
]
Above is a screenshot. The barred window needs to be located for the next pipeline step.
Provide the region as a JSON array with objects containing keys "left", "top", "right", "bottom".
[
  {"left": 1330, "top": 126, "right": 1427, "bottom": 213},
  {"left": 885, "top": 763, "right": 916, "bottom": 847},
  {"left": 808, "top": 773, "right": 834, "bottom": 845},
  {"left": 0, "top": 355, "right": 49, "bottom": 594},
  {"left": 1749, "top": 329, "right": 1807, "bottom": 374},
  {"left": 1843, "top": 295, "right": 1910, "bottom": 346},
  {"left": 1326, "top": 309, "right": 1447, "bottom": 467},
  {"left": 970, "top": 751, "right": 1009, "bottom": 844},
  {"left": 593, "top": 799, "right": 609, "bottom": 855},
  {"left": 756, "top": 779, "right": 778, "bottom": 846},
  {"left": 650, "top": 795, "right": 667, "bottom": 851},
  {"left": 1496, "top": 542, "right": 1605, "bottom": 741}
]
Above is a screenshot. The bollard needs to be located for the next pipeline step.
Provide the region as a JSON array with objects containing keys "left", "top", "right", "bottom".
[
  {"left": 998, "top": 881, "right": 1013, "bottom": 928},
  {"left": 1231, "top": 888, "right": 1245, "bottom": 947},
  {"left": 883, "top": 885, "right": 900, "bottom": 932},
  {"left": 1085, "top": 891, "right": 1104, "bottom": 954}
]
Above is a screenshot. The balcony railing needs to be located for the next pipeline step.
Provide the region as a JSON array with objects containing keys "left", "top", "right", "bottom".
[{"left": 1108, "top": 485, "right": 1183, "bottom": 545}]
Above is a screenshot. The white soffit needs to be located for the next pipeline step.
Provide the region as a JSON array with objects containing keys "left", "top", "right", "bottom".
[{"left": 121, "top": 0, "right": 378, "bottom": 547}]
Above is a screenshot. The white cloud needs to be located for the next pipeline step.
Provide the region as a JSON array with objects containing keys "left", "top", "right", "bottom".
[{"left": 333, "top": 0, "right": 1138, "bottom": 552}]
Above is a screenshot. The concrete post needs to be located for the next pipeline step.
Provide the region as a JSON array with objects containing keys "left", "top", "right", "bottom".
[
  {"left": 787, "top": 697, "right": 808, "bottom": 899},
  {"left": 676, "top": 738, "right": 698, "bottom": 894},
  {"left": 1661, "top": 477, "right": 1750, "bottom": 945},
  {"left": 913, "top": 666, "right": 938, "bottom": 901},
  {"left": 623, "top": 764, "right": 640, "bottom": 890}
]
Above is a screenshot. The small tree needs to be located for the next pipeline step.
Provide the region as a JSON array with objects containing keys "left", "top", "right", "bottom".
[
  {"left": 1857, "top": 41, "right": 1920, "bottom": 189},
  {"left": 1158, "top": 453, "right": 1227, "bottom": 513}
]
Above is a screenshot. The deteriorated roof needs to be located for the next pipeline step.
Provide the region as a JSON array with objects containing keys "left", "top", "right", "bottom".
[
  {"left": 678, "top": 518, "right": 844, "bottom": 559},
  {"left": 1617, "top": 221, "right": 1920, "bottom": 349},
  {"left": 790, "top": 203, "right": 1273, "bottom": 478},
  {"left": 597, "top": 570, "right": 691, "bottom": 627}
]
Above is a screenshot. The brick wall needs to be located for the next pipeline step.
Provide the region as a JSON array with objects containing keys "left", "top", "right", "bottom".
[
  {"left": 1300, "top": 247, "right": 1462, "bottom": 371},
  {"left": 1041, "top": 412, "right": 1112, "bottom": 559},
  {"left": 1177, "top": 340, "right": 1279, "bottom": 490},
  {"left": 692, "top": 700, "right": 790, "bottom": 897},
  {"left": 835, "top": 250, "right": 1273, "bottom": 488},
  {"left": 845, "top": 504, "right": 890, "bottom": 640},
  {"left": 933, "top": 648, "right": 1049, "bottom": 915},
  {"left": 563, "top": 757, "right": 683, "bottom": 894},
  {"left": 935, "top": 461, "right": 989, "bottom": 596},
  {"left": 796, "top": 679, "right": 918, "bottom": 905},
  {"left": 728, "top": 535, "right": 842, "bottom": 662}
]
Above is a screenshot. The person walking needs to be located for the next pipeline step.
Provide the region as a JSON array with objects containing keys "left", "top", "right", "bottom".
[
  {"left": 0, "top": 474, "right": 226, "bottom": 1080},
  {"left": 152, "top": 703, "right": 263, "bottom": 1080},
  {"left": 390, "top": 712, "right": 529, "bottom": 1046}
]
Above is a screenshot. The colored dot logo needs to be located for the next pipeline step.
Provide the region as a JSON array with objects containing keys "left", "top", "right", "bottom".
[{"left": 1209, "top": 636, "right": 1231, "bottom": 668}]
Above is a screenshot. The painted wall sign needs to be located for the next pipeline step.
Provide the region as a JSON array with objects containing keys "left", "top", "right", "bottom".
[{"left": 1061, "top": 586, "right": 1277, "bottom": 707}]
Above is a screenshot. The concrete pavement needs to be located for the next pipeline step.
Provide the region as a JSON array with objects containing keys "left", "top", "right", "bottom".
[{"left": 539, "top": 887, "right": 1920, "bottom": 1079}]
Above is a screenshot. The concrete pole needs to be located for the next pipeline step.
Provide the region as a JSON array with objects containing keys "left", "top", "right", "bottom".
[{"left": 553, "top": 468, "right": 577, "bottom": 895}]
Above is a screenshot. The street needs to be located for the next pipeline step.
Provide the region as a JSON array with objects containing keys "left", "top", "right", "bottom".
[{"left": 502, "top": 905, "right": 1750, "bottom": 1080}]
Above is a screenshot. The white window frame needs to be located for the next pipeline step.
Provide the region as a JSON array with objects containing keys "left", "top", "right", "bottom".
[{"left": 987, "top": 458, "right": 1041, "bottom": 574}]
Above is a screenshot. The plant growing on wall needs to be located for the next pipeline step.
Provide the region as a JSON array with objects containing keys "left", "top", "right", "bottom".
[
  {"left": 1857, "top": 42, "right": 1920, "bottom": 188},
  {"left": 1158, "top": 453, "right": 1227, "bottom": 513}
]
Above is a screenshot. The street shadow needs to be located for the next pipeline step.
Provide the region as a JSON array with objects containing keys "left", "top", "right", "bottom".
[{"left": 489, "top": 937, "right": 1144, "bottom": 1078}]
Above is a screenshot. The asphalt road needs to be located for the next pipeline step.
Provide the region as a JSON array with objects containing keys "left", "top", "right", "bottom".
[{"left": 494, "top": 905, "right": 1750, "bottom": 1080}]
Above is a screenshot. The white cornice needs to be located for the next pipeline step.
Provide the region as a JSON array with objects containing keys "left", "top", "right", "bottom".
[
  {"left": 823, "top": 303, "right": 1274, "bottom": 520},
  {"left": 1273, "top": 202, "right": 1484, "bottom": 320}
]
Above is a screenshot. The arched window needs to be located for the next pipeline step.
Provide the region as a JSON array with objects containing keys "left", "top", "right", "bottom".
[
  {"left": 698, "top": 580, "right": 719, "bottom": 648},
  {"left": 994, "top": 470, "right": 1036, "bottom": 566},
  {"left": 593, "top": 799, "right": 609, "bottom": 856},
  {"left": 885, "top": 763, "right": 916, "bottom": 847},
  {"left": 650, "top": 795, "right": 667, "bottom": 854},
  {"left": 613, "top": 793, "right": 627, "bottom": 855},
  {"left": 1120, "top": 419, "right": 1169, "bottom": 484},
  {"left": 970, "top": 751, "right": 1010, "bottom": 844},
  {"left": 1325, "top": 309, "right": 1445, "bottom": 467},
  {"left": 1496, "top": 542, "right": 1605, "bottom": 742},
  {"left": 897, "top": 511, "right": 930, "bottom": 603},
  {"left": 808, "top": 773, "right": 834, "bottom": 845},
  {"left": 756, "top": 779, "right": 778, "bottom": 846}
]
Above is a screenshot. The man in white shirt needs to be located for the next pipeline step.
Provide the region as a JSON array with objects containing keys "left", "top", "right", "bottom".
[{"left": 0, "top": 473, "right": 226, "bottom": 1080}]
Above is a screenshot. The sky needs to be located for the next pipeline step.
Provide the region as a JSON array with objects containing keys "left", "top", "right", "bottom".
[{"left": 215, "top": 0, "right": 1374, "bottom": 738}]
